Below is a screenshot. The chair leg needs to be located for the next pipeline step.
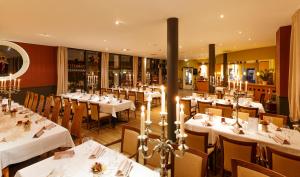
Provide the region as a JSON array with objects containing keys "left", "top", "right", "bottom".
[{"left": 127, "top": 109, "right": 130, "bottom": 122}]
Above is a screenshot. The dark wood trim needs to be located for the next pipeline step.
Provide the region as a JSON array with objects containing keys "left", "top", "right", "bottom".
[
  {"left": 266, "top": 146, "right": 300, "bottom": 170},
  {"left": 185, "top": 129, "right": 209, "bottom": 153}
]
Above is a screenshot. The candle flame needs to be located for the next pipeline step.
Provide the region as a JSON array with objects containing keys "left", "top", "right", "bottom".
[
  {"left": 175, "top": 96, "right": 179, "bottom": 102},
  {"left": 141, "top": 105, "right": 145, "bottom": 112}
]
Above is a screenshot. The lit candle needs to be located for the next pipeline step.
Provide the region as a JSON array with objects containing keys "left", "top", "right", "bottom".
[
  {"left": 0, "top": 79, "right": 2, "bottom": 88},
  {"left": 3, "top": 80, "right": 6, "bottom": 89},
  {"left": 140, "top": 106, "right": 145, "bottom": 136},
  {"left": 13, "top": 79, "right": 16, "bottom": 88},
  {"left": 228, "top": 79, "right": 231, "bottom": 90},
  {"left": 180, "top": 104, "right": 185, "bottom": 136},
  {"left": 17, "top": 79, "right": 21, "bottom": 90},
  {"left": 176, "top": 96, "right": 180, "bottom": 122},
  {"left": 233, "top": 81, "right": 236, "bottom": 90},
  {"left": 147, "top": 96, "right": 151, "bottom": 122},
  {"left": 239, "top": 81, "right": 242, "bottom": 91},
  {"left": 161, "top": 85, "right": 165, "bottom": 113},
  {"left": 245, "top": 81, "right": 248, "bottom": 92},
  {"left": 9, "top": 73, "right": 12, "bottom": 89}
]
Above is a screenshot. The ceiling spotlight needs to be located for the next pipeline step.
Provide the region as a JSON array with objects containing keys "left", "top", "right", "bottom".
[
  {"left": 103, "top": 39, "right": 107, "bottom": 42},
  {"left": 248, "top": 38, "right": 252, "bottom": 41},
  {"left": 38, "top": 33, "right": 51, "bottom": 38},
  {"left": 115, "top": 20, "right": 120, "bottom": 25},
  {"left": 238, "top": 31, "right": 242, "bottom": 35},
  {"left": 220, "top": 14, "right": 225, "bottom": 19},
  {"left": 179, "top": 45, "right": 182, "bottom": 49},
  {"left": 122, "top": 48, "right": 128, "bottom": 51},
  {"left": 105, "top": 48, "right": 109, "bottom": 51},
  {"left": 184, "top": 59, "right": 188, "bottom": 62}
]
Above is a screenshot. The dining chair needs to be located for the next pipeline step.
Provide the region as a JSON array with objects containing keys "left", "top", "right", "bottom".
[
  {"left": 100, "top": 88, "right": 106, "bottom": 95},
  {"left": 36, "top": 95, "right": 45, "bottom": 114},
  {"left": 239, "top": 106, "right": 259, "bottom": 118},
  {"left": 180, "top": 99, "right": 197, "bottom": 120},
  {"left": 136, "top": 91, "right": 145, "bottom": 106},
  {"left": 51, "top": 97, "right": 61, "bottom": 123},
  {"left": 71, "top": 99, "right": 78, "bottom": 116},
  {"left": 120, "top": 90, "right": 127, "bottom": 99},
  {"left": 233, "top": 111, "right": 250, "bottom": 121},
  {"left": 78, "top": 101, "right": 89, "bottom": 128},
  {"left": 209, "top": 94, "right": 218, "bottom": 99},
  {"left": 105, "top": 125, "right": 140, "bottom": 161},
  {"left": 113, "top": 89, "right": 119, "bottom": 98},
  {"left": 89, "top": 103, "right": 112, "bottom": 132},
  {"left": 61, "top": 99, "right": 71, "bottom": 130},
  {"left": 43, "top": 96, "right": 52, "bottom": 119},
  {"left": 216, "top": 103, "right": 234, "bottom": 118},
  {"left": 262, "top": 113, "right": 288, "bottom": 128},
  {"left": 23, "top": 91, "right": 30, "bottom": 107},
  {"left": 197, "top": 101, "right": 213, "bottom": 114},
  {"left": 207, "top": 107, "right": 223, "bottom": 117},
  {"left": 107, "top": 88, "right": 112, "bottom": 93},
  {"left": 70, "top": 104, "right": 85, "bottom": 144},
  {"left": 27, "top": 92, "right": 35, "bottom": 109},
  {"left": 219, "top": 135, "right": 257, "bottom": 176},
  {"left": 231, "top": 159, "right": 285, "bottom": 177},
  {"left": 128, "top": 91, "right": 137, "bottom": 103},
  {"left": 266, "top": 146, "right": 300, "bottom": 177},
  {"left": 172, "top": 148, "right": 208, "bottom": 177},
  {"left": 30, "top": 93, "right": 39, "bottom": 112}
]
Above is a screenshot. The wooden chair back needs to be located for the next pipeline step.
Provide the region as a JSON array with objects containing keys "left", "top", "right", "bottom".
[
  {"left": 78, "top": 101, "right": 89, "bottom": 118},
  {"left": 136, "top": 92, "right": 144, "bottom": 104},
  {"left": 267, "top": 146, "right": 300, "bottom": 177},
  {"left": 62, "top": 100, "right": 71, "bottom": 130},
  {"left": 180, "top": 99, "right": 192, "bottom": 117},
  {"left": 263, "top": 113, "right": 288, "bottom": 128},
  {"left": 239, "top": 106, "right": 259, "bottom": 118},
  {"left": 185, "top": 129, "right": 208, "bottom": 153},
  {"left": 71, "top": 99, "right": 78, "bottom": 114},
  {"left": 173, "top": 148, "right": 208, "bottom": 177},
  {"left": 23, "top": 91, "right": 30, "bottom": 107},
  {"left": 197, "top": 101, "right": 213, "bottom": 114},
  {"left": 113, "top": 90, "right": 119, "bottom": 98},
  {"left": 144, "top": 134, "right": 162, "bottom": 169},
  {"left": 27, "top": 92, "right": 35, "bottom": 109},
  {"left": 70, "top": 104, "right": 85, "bottom": 140},
  {"left": 128, "top": 91, "right": 136, "bottom": 103},
  {"left": 36, "top": 95, "right": 45, "bottom": 114},
  {"left": 216, "top": 103, "right": 233, "bottom": 118},
  {"left": 100, "top": 88, "right": 106, "bottom": 95},
  {"left": 43, "top": 96, "right": 52, "bottom": 118},
  {"left": 233, "top": 111, "right": 250, "bottom": 121},
  {"left": 231, "top": 159, "right": 285, "bottom": 177},
  {"left": 30, "top": 93, "right": 39, "bottom": 112},
  {"left": 120, "top": 90, "right": 127, "bottom": 98},
  {"left": 51, "top": 97, "right": 61, "bottom": 123},
  {"left": 90, "top": 103, "right": 100, "bottom": 121},
  {"left": 121, "top": 125, "right": 140, "bottom": 159},
  {"left": 219, "top": 135, "right": 257, "bottom": 174},
  {"left": 107, "top": 88, "right": 112, "bottom": 93},
  {"left": 207, "top": 107, "right": 223, "bottom": 117}
]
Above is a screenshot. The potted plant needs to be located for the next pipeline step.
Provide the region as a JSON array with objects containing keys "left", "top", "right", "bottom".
[{"left": 258, "top": 69, "right": 274, "bottom": 85}]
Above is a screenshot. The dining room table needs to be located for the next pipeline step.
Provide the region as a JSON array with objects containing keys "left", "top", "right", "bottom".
[
  {"left": 111, "top": 87, "right": 161, "bottom": 100},
  {"left": 14, "top": 140, "right": 159, "bottom": 177},
  {"left": 0, "top": 101, "right": 74, "bottom": 177},
  {"left": 61, "top": 92, "right": 136, "bottom": 118},
  {"left": 185, "top": 113, "right": 300, "bottom": 156}
]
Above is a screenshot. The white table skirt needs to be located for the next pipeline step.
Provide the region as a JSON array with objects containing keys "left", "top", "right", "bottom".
[
  {"left": 185, "top": 114, "right": 300, "bottom": 156},
  {"left": 61, "top": 93, "right": 136, "bottom": 117},
  {"left": 15, "top": 140, "right": 159, "bottom": 177},
  {"left": 0, "top": 108, "right": 74, "bottom": 176}
]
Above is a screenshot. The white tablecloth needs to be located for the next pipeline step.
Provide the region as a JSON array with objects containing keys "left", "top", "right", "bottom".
[
  {"left": 61, "top": 93, "right": 136, "bottom": 117},
  {"left": 185, "top": 114, "right": 300, "bottom": 156},
  {"left": 0, "top": 106, "right": 74, "bottom": 176},
  {"left": 15, "top": 140, "right": 159, "bottom": 177}
]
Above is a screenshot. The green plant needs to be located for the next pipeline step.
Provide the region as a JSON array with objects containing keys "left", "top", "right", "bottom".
[{"left": 259, "top": 69, "right": 273, "bottom": 81}]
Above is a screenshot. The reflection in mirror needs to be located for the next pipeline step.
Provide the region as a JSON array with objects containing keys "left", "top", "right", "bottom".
[{"left": 0, "top": 45, "right": 23, "bottom": 77}]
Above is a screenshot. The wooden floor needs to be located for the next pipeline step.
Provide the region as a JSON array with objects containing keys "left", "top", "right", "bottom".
[{"left": 8, "top": 89, "right": 222, "bottom": 177}]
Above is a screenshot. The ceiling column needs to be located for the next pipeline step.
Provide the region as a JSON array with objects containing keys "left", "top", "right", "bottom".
[
  {"left": 167, "top": 17, "right": 178, "bottom": 141},
  {"left": 223, "top": 53, "right": 228, "bottom": 87},
  {"left": 209, "top": 44, "right": 216, "bottom": 93}
]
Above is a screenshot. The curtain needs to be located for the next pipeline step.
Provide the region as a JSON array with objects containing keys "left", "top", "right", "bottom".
[
  {"left": 56, "top": 47, "right": 68, "bottom": 95},
  {"left": 133, "top": 56, "right": 138, "bottom": 87},
  {"left": 288, "top": 9, "right": 300, "bottom": 122},
  {"left": 142, "top": 57, "right": 147, "bottom": 84},
  {"left": 101, "top": 52, "right": 109, "bottom": 88}
]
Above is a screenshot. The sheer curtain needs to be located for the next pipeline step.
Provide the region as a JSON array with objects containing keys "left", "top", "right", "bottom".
[
  {"left": 288, "top": 9, "right": 300, "bottom": 122},
  {"left": 56, "top": 47, "right": 68, "bottom": 95},
  {"left": 101, "top": 52, "right": 109, "bottom": 88},
  {"left": 133, "top": 56, "right": 138, "bottom": 87}
]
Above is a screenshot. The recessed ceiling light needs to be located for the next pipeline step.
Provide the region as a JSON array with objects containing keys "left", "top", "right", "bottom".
[
  {"left": 248, "top": 38, "right": 252, "bottom": 41},
  {"left": 115, "top": 20, "right": 120, "bottom": 25},
  {"left": 184, "top": 59, "right": 188, "bottom": 62},
  {"left": 122, "top": 48, "right": 128, "bottom": 51},
  {"left": 238, "top": 31, "right": 242, "bottom": 35},
  {"left": 103, "top": 39, "right": 107, "bottom": 42},
  {"left": 179, "top": 45, "right": 182, "bottom": 49},
  {"left": 105, "top": 48, "right": 109, "bottom": 51},
  {"left": 220, "top": 14, "right": 225, "bottom": 19}
]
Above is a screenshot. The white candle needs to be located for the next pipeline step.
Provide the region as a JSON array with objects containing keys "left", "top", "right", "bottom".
[
  {"left": 228, "top": 79, "right": 231, "bottom": 90},
  {"left": 245, "top": 81, "right": 248, "bottom": 92},
  {"left": 140, "top": 106, "right": 145, "bottom": 136},
  {"left": 180, "top": 104, "right": 185, "bottom": 136},
  {"left": 233, "top": 81, "right": 236, "bottom": 90},
  {"left": 9, "top": 73, "right": 12, "bottom": 89},
  {"left": 176, "top": 96, "right": 180, "bottom": 122},
  {"left": 0, "top": 79, "right": 2, "bottom": 88},
  {"left": 239, "top": 81, "right": 242, "bottom": 91},
  {"left": 3, "top": 80, "right": 6, "bottom": 89},
  {"left": 161, "top": 85, "right": 165, "bottom": 113},
  {"left": 147, "top": 96, "right": 151, "bottom": 122},
  {"left": 17, "top": 79, "right": 20, "bottom": 90},
  {"left": 13, "top": 79, "right": 16, "bottom": 88}
]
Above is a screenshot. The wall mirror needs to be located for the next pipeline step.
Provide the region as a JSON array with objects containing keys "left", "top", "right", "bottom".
[{"left": 0, "top": 41, "right": 30, "bottom": 80}]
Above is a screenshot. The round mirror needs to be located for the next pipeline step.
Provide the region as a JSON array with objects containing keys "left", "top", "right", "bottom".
[{"left": 0, "top": 41, "right": 30, "bottom": 80}]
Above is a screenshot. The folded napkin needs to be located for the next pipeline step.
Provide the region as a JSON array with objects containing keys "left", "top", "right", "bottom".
[
  {"left": 33, "top": 128, "right": 45, "bottom": 138},
  {"left": 19, "top": 110, "right": 30, "bottom": 114},
  {"left": 0, "top": 137, "right": 6, "bottom": 143},
  {"left": 44, "top": 123, "right": 56, "bottom": 130},
  {"left": 272, "top": 134, "right": 290, "bottom": 145},
  {"left": 116, "top": 160, "right": 132, "bottom": 176},
  {"left": 89, "top": 145, "right": 105, "bottom": 159},
  {"left": 35, "top": 117, "right": 46, "bottom": 124},
  {"left": 54, "top": 150, "right": 75, "bottom": 160}
]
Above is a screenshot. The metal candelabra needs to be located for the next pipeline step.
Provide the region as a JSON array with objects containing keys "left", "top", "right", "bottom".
[
  {"left": 138, "top": 112, "right": 188, "bottom": 177},
  {"left": 232, "top": 90, "right": 246, "bottom": 128},
  {"left": 87, "top": 72, "right": 98, "bottom": 94},
  {"left": 0, "top": 78, "right": 21, "bottom": 112}
]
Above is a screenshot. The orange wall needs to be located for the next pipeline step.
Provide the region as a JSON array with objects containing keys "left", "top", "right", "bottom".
[{"left": 16, "top": 42, "right": 57, "bottom": 88}]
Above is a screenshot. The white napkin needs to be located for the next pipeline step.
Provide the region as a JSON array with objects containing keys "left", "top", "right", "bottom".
[{"left": 116, "top": 160, "right": 132, "bottom": 176}]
